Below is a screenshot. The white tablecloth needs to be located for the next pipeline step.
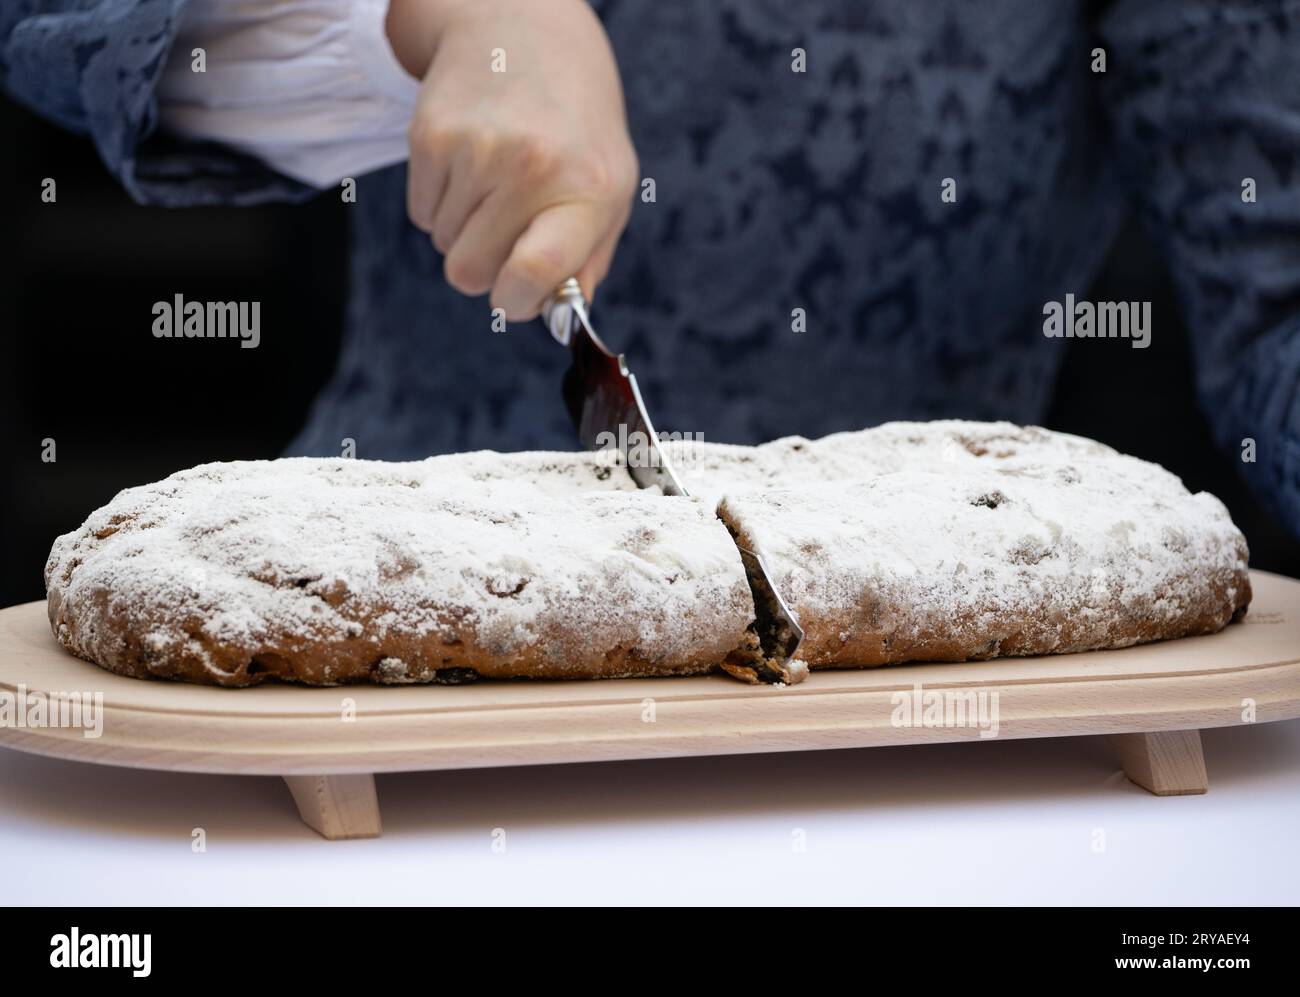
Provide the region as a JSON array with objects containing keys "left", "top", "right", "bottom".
[{"left": 3, "top": 719, "right": 1297, "bottom": 905}]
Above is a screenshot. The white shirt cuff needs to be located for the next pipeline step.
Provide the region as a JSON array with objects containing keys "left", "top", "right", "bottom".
[{"left": 157, "top": 0, "right": 421, "bottom": 189}]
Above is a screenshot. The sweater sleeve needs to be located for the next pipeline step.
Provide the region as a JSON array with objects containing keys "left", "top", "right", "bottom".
[
  {"left": 0, "top": 0, "right": 314, "bottom": 206},
  {"left": 1099, "top": 0, "right": 1300, "bottom": 538}
]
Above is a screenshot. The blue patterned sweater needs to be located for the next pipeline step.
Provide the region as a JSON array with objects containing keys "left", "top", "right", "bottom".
[{"left": 3, "top": 0, "right": 1299, "bottom": 537}]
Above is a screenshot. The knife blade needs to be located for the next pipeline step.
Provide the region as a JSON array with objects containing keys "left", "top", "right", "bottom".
[
  {"left": 542, "top": 277, "right": 686, "bottom": 494},
  {"left": 541, "top": 277, "right": 805, "bottom": 682}
]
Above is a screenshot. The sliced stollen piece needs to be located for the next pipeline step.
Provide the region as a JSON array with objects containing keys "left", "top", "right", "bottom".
[
  {"left": 45, "top": 457, "right": 758, "bottom": 686},
  {"left": 717, "top": 455, "right": 1252, "bottom": 668}
]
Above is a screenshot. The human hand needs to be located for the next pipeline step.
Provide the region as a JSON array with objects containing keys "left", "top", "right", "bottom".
[{"left": 388, "top": 0, "right": 638, "bottom": 320}]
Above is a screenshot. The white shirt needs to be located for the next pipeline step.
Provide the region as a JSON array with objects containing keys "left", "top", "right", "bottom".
[{"left": 157, "top": 0, "right": 420, "bottom": 188}]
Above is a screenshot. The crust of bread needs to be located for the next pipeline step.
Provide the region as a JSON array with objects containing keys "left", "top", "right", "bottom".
[{"left": 44, "top": 585, "right": 739, "bottom": 687}]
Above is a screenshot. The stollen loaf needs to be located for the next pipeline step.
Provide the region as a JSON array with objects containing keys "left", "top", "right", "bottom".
[{"left": 44, "top": 421, "right": 1252, "bottom": 686}]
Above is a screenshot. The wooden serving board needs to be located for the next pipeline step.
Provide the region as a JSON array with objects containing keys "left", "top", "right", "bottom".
[{"left": 2, "top": 570, "right": 1298, "bottom": 839}]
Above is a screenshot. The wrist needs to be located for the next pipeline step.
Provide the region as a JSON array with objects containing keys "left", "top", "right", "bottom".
[{"left": 385, "top": 0, "right": 477, "bottom": 79}]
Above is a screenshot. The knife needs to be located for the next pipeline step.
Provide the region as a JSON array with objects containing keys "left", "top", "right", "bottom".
[{"left": 541, "top": 277, "right": 805, "bottom": 682}]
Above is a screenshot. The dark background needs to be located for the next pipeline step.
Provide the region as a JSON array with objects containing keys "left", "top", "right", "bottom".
[{"left": 3, "top": 96, "right": 1298, "bottom": 607}]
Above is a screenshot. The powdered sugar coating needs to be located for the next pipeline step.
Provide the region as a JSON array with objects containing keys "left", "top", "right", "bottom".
[
  {"left": 426, "top": 448, "right": 641, "bottom": 496},
  {"left": 673, "top": 420, "right": 1116, "bottom": 504}
]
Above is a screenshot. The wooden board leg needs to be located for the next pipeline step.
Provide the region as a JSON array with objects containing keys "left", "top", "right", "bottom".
[
  {"left": 1107, "top": 730, "right": 1208, "bottom": 797},
  {"left": 283, "top": 774, "right": 382, "bottom": 839}
]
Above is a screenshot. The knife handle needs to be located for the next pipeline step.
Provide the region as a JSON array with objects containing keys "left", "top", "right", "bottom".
[{"left": 542, "top": 276, "right": 586, "bottom": 347}]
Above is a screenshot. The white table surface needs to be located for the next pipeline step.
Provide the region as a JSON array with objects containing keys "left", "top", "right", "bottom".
[{"left": 2, "top": 718, "right": 1297, "bottom": 905}]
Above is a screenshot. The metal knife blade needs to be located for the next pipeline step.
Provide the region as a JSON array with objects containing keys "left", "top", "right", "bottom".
[
  {"left": 543, "top": 278, "right": 686, "bottom": 494},
  {"left": 541, "top": 277, "right": 805, "bottom": 679}
]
